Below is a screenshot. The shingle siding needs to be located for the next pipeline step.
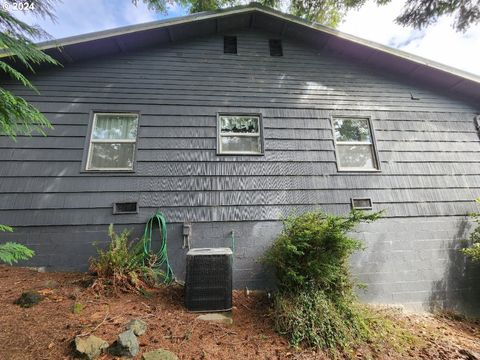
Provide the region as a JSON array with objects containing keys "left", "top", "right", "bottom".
[{"left": 1, "top": 30, "right": 479, "bottom": 312}]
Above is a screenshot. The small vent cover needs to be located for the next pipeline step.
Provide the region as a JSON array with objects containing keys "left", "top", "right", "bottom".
[
  {"left": 224, "top": 36, "right": 237, "bottom": 54},
  {"left": 185, "top": 248, "right": 233, "bottom": 312},
  {"left": 113, "top": 202, "right": 138, "bottom": 214},
  {"left": 269, "top": 39, "right": 283, "bottom": 56},
  {"left": 351, "top": 198, "right": 373, "bottom": 210}
]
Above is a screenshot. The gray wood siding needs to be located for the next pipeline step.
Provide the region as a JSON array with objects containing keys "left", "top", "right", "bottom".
[{"left": 1, "top": 30, "right": 479, "bottom": 227}]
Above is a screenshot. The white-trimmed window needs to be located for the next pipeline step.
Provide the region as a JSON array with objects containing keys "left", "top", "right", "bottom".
[
  {"left": 86, "top": 113, "right": 139, "bottom": 171},
  {"left": 333, "top": 117, "right": 379, "bottom": 171},
  {"left": 218, "top": 114, "right": 263, "bottom": 155}
]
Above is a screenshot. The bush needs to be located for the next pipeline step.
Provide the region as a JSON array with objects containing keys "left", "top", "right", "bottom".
[
  {"left": 461, "top": 199, "right": 480, "bottom": 262},
  {"left": 264, "top": 209, "right": 381, "bottom": 295},
  {"left": 89, "top": 224, "right": 164, "bottom": 293},
  {"left": 273, "top": 288, "right": 369, "bottom": 350},
  {"left": 0, "top": 225, "right": 35, "bottom": 265},
  {"left": 264, "top": 209, "right": 392, "bottom": 352}
]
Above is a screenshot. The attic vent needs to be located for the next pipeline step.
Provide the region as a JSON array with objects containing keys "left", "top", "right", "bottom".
[
  {"left": 351, "top": 198, "right": 373, "bottom": 210},
  {"left": 224, "top": 36, "right": 237, "bottom": 54},
  {"left": 269, "top": 39, "right": 283, "bottom": 56},
  {"left": 113, "top": 202, "right": 138, "bottom": 214}
]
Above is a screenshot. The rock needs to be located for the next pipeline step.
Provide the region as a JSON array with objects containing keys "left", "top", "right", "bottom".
[
  {"left": 14, "top": 291, "right": 43, "bottom": 308},
  {"left": 74, "top": 335, "right": 108, "bottom": 360},
  {"left": 142, "top": 349, "right": 179, "bottom": 360},
  {"left": 126, "top": 319, "right": 148, "bottom": 336},
  {"left": 196, "top": 312, "right": 233, "bottom": 325},
  {"left": 109, "top": 330, "right": 139, "bottom": 358}
]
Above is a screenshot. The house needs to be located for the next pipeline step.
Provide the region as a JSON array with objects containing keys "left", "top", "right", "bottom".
[{"left": 1, "top": 4, "right": 480, "bottom": 314}]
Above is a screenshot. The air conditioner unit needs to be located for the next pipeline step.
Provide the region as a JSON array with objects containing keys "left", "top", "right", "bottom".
[{"left": 185, "top": 248, "right": 233, "bottom": 312}]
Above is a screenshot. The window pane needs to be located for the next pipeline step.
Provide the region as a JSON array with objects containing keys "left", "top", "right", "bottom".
[
  {"left": 93, "top": 114, "right": 138, "bottom": 140},
  {"left": 220, "top": 136, "right": 261, "bottom": 153},
  {"left": 334, "top": 118, "right": 371, "bottom": 142},
  {"left": 220, "top": 116, "right": 259, "bottom": 134},
  {"left": 337, "top": 144, "right": 376, "bottom": 169},
  {"left": 89, "top": 143, "right": 135, "bottom": 169}
]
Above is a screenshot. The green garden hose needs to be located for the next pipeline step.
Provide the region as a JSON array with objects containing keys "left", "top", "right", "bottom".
[{"left": 142, "top": 210, "right": 175, "bottom": 284}]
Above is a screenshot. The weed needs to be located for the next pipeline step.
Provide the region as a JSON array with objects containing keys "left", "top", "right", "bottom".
[
  {"left": 460, "top": 198, "right": 480, "bottom": 262},
  {"left": 72, "top": 302, "right": 83, "bottom": 314},
  {"left": 89, "top": 224, "right": 166, "bottom": 294}
]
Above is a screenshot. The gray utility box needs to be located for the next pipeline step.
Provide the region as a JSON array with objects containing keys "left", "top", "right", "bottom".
[{"left": 185, "top": 248, "right": 233, "bottom": 312}]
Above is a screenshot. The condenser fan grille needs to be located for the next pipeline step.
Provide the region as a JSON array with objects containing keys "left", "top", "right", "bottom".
[{"left": 185, "top": 248, "right": 233, "bottom": 312}]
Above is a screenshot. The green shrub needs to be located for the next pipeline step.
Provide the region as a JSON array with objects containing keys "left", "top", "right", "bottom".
[
  {"left": 0, "top": 224, "right": 13, "bottom": 232},
  {"left": 264, "top": 209, "right": 381, "bottom": 295},
  {"left": 273, "top": 288, "right": 369, "bottom": 350},
  {"left": 89, "top": 224, "right": 165, "bottom": 293},
  {"left": 461, "top": 199, "right": 480, "bottom": 262},
  {"left": 264, "top": 209, "right": 404, "bottom": 353},
  {"left": 0, "top": 225, "right": 35, "bottom": 265}
]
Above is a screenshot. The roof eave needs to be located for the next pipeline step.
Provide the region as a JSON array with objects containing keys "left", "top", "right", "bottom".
[
  {"left": 3, "top": 3, "right": 479, "bottom": 104},
  {"left": 28, "top": 3, "right": 480, "bottom": 86}
]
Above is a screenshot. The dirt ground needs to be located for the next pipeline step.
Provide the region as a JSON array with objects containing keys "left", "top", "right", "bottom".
[{"left": 1, "top": 265, "right": 479, "bottom": 360}]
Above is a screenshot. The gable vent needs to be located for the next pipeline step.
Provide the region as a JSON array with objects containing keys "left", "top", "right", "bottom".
[
  {"left": 269, "top": 39, "right": 283, "bottom": 56},
  {"left": 224, "top": 36, "right": 237, "bottom": 54}
]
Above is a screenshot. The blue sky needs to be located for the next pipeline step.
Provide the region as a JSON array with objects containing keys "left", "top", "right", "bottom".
[
  {"left": 15, "top": 0, "right": 186, "bottom": 38},
  {"left": 13, "top": 0, "right": 480, "bottom": 76}
]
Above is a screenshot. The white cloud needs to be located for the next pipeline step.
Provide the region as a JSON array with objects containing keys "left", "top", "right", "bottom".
[
  {"left": 400, "top": 17, "right": 480, "bottom": 75},
  {"left": 339, "top": 0, "right": 480, "bottom": 76},
  {"left": 121, "top": 1, "right": 159, "bottom": 25}
]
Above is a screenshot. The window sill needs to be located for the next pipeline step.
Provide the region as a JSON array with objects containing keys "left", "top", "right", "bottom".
[
  {"left": 217, "top": 152, "right": 265, "bottom": 156},
  {"left": 337, "top": 169, "right": 382, "bottom": 173},
  {"left": 81, "top": 169, "right": 136, "bottom": 174}
]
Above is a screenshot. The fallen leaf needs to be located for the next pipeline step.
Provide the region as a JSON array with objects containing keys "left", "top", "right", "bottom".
[{"left": 38, "top": 289, "right": 54, "bottom": 296}]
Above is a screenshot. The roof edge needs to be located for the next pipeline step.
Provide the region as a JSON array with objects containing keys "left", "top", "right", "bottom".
[{"left": 4, "top": 3, "right": 480, "bottom": 86}]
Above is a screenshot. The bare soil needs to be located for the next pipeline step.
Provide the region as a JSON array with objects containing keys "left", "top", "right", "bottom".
[{"left": 0, "top": 265, "right": 479, "bottom": 360}]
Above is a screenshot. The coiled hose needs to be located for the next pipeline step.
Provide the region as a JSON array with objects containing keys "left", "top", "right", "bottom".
[{"left": 142, "top": 209, "right": 175, "bottom": 284}]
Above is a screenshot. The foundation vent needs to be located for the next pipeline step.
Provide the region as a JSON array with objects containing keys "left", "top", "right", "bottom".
[
  {"left": 113, "top": 202, "right": 138, "bottom": 214},
  {"left": 351, "top": 198, "right": 373, "bottom": 210}
]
